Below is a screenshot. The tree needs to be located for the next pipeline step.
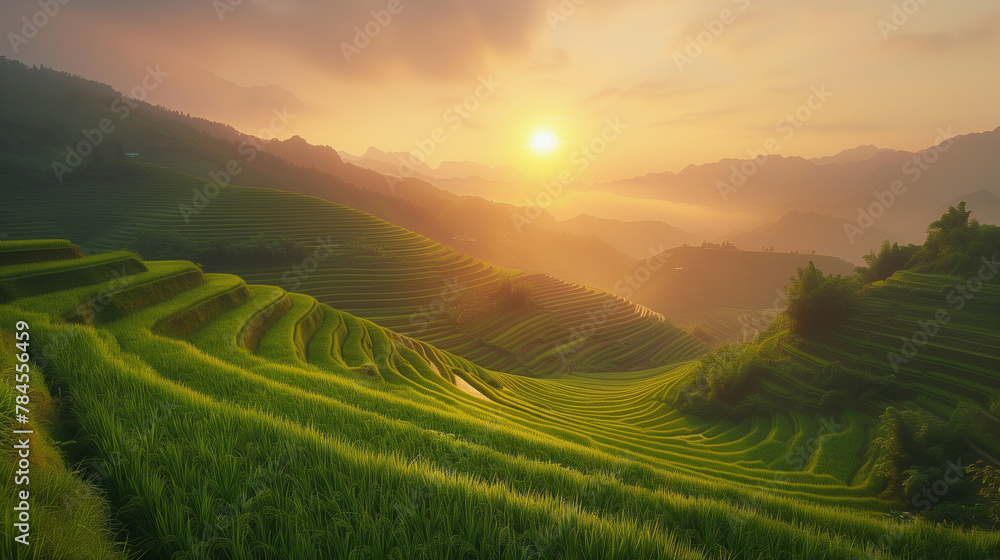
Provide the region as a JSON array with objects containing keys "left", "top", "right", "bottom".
[
  {"left": 968, "top": 462, "right": 1000, "bottom": 525},
  {"left": 907, "top": 202, "right": 1000, "bottom": 279},
  {"left": 856, "top": 240, "right": 920, "bottom": 284},
  {"left": 785, "top": 262, "right": 861, "bottom": 336}
]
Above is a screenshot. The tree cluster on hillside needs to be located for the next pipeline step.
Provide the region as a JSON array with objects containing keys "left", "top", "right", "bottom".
[
  {"left": 872, "top": 405, "right": 997, "bottom": 528},
  {"left": 968, "top": 462, "right": 1000, "bottom": 527},
  {"left": 855, "top": 240, "right": 921, "bottom": 284},
  {"left": 497, "top": 273, "right": 535, "bottom": 310},
  {"left": 446, "top": 274, "right": 535, "bottom": 325},
  {"left": 128, "top": 229, "right": 310, "bottom": 270},
  {"left": 674, "top": 344, "right": 775, "bottom": 422},
  {"left": 785, "top": 262, "right": 861, "bottom": 336},
  {"left": 906, "top": 202, "right": 1000, "bottom": 281},
  {"left": 811, "top": 362, "right": 899, "bottom": 414},
  {"left": 700, "top": 240, "right": 739, "bottom": 250},
  {"left": 852, "top": 202, "right": 999, "bottom": 286}
]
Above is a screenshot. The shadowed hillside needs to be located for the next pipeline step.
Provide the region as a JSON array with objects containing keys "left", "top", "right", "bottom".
[{"left": 0, "top": 57, "right": 637, "bottom": 291}]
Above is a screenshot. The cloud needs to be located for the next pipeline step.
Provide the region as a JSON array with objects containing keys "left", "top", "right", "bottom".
[
  {"left": 526, "top": 47, "right": 572, "bottom": 73},
  {"left": 888, "top": 14, "right": 1000, "bottom": 53},
  {"left": 26, "top": 0, "right": 553, "bottom": 83},
  {"left": 647, "top": 107, "right": 748, "bottom": 128},
  {"left": 584, "top": 80, "right": 704, "bottom": 105},
  {"left": 0, "top": 0, "right": 559, "bottom": 82}
]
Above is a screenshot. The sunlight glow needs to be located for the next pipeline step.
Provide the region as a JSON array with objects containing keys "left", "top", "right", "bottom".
[{"left": 529, "top": 130, "right": 559, "bottom": 155}]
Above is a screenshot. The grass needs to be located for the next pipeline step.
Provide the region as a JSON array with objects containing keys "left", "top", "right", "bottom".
[
  {"left": 0, "top": 243, "right": 997, "bottom": 558},
  {"left": 0, "top": 329, "right": 126, "bottom": 559}
]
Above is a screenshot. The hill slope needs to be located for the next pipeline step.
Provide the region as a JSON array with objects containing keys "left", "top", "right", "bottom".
[
  {"left": 0, "top": 163, "right": 705, "bottom": 376},
  {"left": 3, "top": 240, "right": 998, "bottom": 558},
  {"left": 0, "top": 56, "right": 635, "bottom": 291}
]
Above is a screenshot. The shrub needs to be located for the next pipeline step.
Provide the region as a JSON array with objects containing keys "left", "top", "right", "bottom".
[
  {"left": 907, "top": 202, "right": 1000, "bottom": 280},
  {"left": 855, "top": 240, "right": 920, "bottom": 284},
  {"left": 816, "top": 362, "right": 898, "bottom": 399},
  {"left": 510, "top": 281, "right": 534, "bottom": 309},
  {"left": 675, "top": 344, "right": 763, "bottom": 412},
  {"left": 129, "top": 229, "right": 309, "bottom": 269},
  {"left": 496, "top": 273, "right": 534, "bottom": 310},
  {"left": 968, "top": 461, "right": 1000, "bottom": 526},
  {"left": 872, "top": 406, "right": 974, "bottom": 505},
  {"left": 785, "top": 262, "right": 861, "bottom": 336}
]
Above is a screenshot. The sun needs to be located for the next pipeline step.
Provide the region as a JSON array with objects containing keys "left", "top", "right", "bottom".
[{"left": 529, "top": 130, "right": 559, "bottom": 155}]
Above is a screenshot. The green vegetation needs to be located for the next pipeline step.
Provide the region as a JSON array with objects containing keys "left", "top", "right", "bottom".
[
  {"left": 0, "top": 331, "right": 125, "bottom": 559},
  {"left": 2, "top": 241, "right": 998, "bottom": 558},
  {"left": 129, "top": 229, "right": 310, "bottom": 270},
  {"left": 856, "top": 240, "right": 921, "bottom": 284},
  {"left": 674, "top": 343, "right": 772, "bottom": 421},
  {"left": 871, "top": 407, "right": 974, "bottom": 500},
  {"left": 907, "top": 202, "right": 1000, "bottom": 280},
  {"left": 968, "top": 462, "right": 1000, "bottom": 526},
  {"left": 0, "top": 59, "right": 997, "bottom": 559},
  {"left": 0, "top": 162, "right": 705, "bottom": 376},
  {"left": 670, "top": 205, "right": 1000, "bottom": 528},
  {"left": 785, "top": 261, "right": 861, "bottom": 336}
]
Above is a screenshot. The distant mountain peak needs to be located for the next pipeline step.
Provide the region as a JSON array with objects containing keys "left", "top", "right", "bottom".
[{"left": 810, "top": 144, "right": 892, "bottom": 165}]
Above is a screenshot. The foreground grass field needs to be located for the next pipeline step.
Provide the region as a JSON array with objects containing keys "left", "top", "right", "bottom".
[{"left": 1, "top": 241, "right": 998, "bottom": 558}]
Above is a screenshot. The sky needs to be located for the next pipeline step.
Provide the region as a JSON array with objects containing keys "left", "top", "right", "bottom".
[{"left": 3, "top": 0, "right": 999, "bottom": 183}]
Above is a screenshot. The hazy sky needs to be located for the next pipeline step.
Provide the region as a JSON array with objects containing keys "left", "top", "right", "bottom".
[{"left": 4, "top": 0, "right": 999, "bottom": 181}]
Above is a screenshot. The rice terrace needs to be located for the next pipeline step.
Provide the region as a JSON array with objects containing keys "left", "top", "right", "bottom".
[{"left": 1, "top": 2, "right": 1000, "bottom": 559}]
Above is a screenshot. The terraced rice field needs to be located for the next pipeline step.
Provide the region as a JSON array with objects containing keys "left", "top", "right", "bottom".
[
  {"left": 0, "top": 166, "right": 705, "bottom": 376},
  {"left": 747, "top": 271, "right": 1000, "bottom": 436},
  {"left": 2, "top": 241, "right": 998, "bottom": 559}
]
